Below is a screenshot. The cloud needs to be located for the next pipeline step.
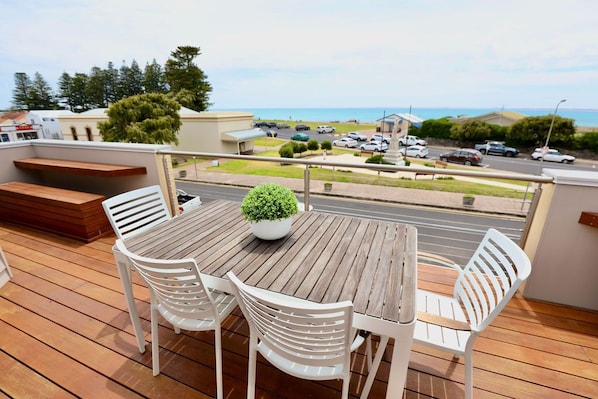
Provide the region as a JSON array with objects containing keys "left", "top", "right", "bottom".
[{"left": 1, "top": 0, "right": 597, "bottom": 110}]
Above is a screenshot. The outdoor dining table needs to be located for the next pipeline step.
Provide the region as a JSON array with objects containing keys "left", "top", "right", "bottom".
[{"left": 114, "top": 199, "right": 417, "bottom": 398}]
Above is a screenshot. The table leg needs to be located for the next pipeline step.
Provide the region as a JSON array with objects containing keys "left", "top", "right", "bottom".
[
  {"left": 113, "top": 246, "right": 146, "bottom": 353},
  {"left": 385, "top": 326, "right": 415, "bottom": 399}
]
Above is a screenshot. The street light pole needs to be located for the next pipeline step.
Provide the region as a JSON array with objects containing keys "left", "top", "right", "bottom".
[
  {"left": 543, "top": 99, "right": 567, "bottom": 149},
  {"left": 521, "top": 98, "right": 567, "bottom": 211}
]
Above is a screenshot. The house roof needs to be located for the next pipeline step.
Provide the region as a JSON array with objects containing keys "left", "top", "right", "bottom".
[
  {"left": 451, "top": 111, "right": 527, "bottom": 126},
  {"left": 221, "top": 128, "right": 266, "bottom": 142},
  {"left": 0, "top": 111, "right": 28, "bottom": 125},
  {"left": 377, "top": 113, "right": 424, "bottom": 124}
]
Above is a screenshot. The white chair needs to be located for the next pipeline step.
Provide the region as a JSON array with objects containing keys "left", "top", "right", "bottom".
[
  {"left": 0, "top": 244, "right": 13, "bottom": 288},
  {"left": 414, "top": 228, "right": 532, "bottom": 399},
  {"left": 102, "top": 185, "right": 172, "bottom": 240},
  {"left": 226, "top": 271, "right": 387, "bottom": 399},
  {"left": 115, "top": 239, "right": 236, "bottom": 399},
  {"left": 103, "top": 185, "right": 173, "bottom": 353}
]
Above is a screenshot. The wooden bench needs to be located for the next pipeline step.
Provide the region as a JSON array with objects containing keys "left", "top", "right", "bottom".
[
  {"left": 0, "top": 182, "right": 112, "bottom": 242},
  {"left": 415, "top": 159, "right": 448, "bottom": 179},
  {"left": 360, "top": 149, "right": 375, "bottom": 156},
  {"left": 14, "top": 158, "right": 147, "bottom": 177}
]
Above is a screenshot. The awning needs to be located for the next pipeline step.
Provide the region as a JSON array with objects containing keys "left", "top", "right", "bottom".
[{"left": 221, "top": 128, "right": 266, "bottom": 142}]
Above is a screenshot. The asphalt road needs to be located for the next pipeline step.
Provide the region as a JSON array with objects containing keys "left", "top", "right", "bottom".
[{"left": 177, "top": 182, "right": 525, "bottom": 267}]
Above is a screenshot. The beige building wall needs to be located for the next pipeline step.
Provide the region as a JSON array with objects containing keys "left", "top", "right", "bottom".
[
  {"left": 521, "top": 168, "right": 598, "bottom": 310},
  {"left": 56, "top": 109, "right": 257, "bottom": 154}
]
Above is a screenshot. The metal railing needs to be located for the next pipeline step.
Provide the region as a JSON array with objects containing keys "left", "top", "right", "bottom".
[{"left": 159, "top": 149, "right": 553, "bottom": 211}]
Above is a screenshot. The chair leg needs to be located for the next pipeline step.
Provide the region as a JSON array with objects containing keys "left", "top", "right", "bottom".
[
  {"left": 214, "top": 326, "right": 223, "bottom": 399},
  {"left": 464, "top": 350, "right": 473, "bottom": 399},
  {"left": 366, "top": 335, "right": 373, "bottom": 370},
  {"left": 151, "top": 305, "right": 160, "bottom": 376},
  {"left": 246, "top": 337, "right": 258, "bottom": 399},
  {"left": 360, "top": 335, "right": 389, "bottom": 399}
]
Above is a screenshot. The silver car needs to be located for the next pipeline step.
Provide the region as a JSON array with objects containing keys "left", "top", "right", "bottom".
[
  {"left": 360, "top": 141, "right": 388, "bottom": 152},
  {"left": 332, "top": 137, "right": 358, "bottom": 148},
  {"left": 531, "top": 148, "right": 575, "bottom": 163}
]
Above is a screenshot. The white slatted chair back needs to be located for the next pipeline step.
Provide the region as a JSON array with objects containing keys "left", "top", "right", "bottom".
[
  {"left": 227, "top": 271, "right": 360, "bottom": 399},
  {"left": 455, "top": 228, "right": 532, "bottom": 332},
  {"left": 102, "top": 185, "right": 171, "bottom": 240},
  {"left": 115, "top": 239, "right": 236, "bottom": 399}
]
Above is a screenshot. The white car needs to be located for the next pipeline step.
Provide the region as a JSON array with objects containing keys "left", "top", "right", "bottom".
[
  {"left": 316, "top": 125, "right": 335, "bottom": 134},
  {"left": 399, "top": 145, "right": 429, "bottom": 158},
  {"left": 347, "top": 131, "right": 368, "bottom": 141},
  {"left": 398, "top": 135, "right": 427, "bottom": 146},
  {"left": 370, "top": 133, "right": 390, "bottom": 144},
  {"left": 332, "top": 137, "right": 358, "bottom": 148},
  {"left": 360, "top": 141, "right": 388, "bottom": 152},
  {"left": 531, "top": 148, "right": 575, "bottom": 163}
]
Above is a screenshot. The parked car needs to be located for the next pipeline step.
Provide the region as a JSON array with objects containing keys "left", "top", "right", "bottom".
[
  {"left": 276, "top": 123, "right": 290, "bottom": 129},
  {"left": 474, "top": 141, "right": 519, "bottom": 157},
  {"left": 291, "top": 133, "right": 310, "bottom": 141},
  {"left": 295, "top": 124, "right": 310, "bottom": 131},
  {"left": 530, "top": 148, "right": 575, "bottom": 163},
  {"left": 399, "top": 145, "right": 429, "bottom": 158},
  {"left": 266, "top": 130, "right": 278, "bottom": 137},
  {"left": 317, "top": 125, "right": 336, "bottom": 134},
  {"left": 398, "top": 135, "right": 427, "bottom": 146},
  {"left": 332, "top": 137, "right": 358, "bottom": 148},
  {"left": 439, "top": 149, "right": 484, "bottom": 166},
  {"left": 370, "top": 133, "right": 390, "bottom": 144},
  {"left": 253, "top": 121, "right": 269, "bottom": 128},
  {"left": 360, "top": 141, "right": 388, "bottom": 152},
  {"left": 266, "top": 122, "right": 277, "bottom": 128},
  {"left": 347, "top": 131, "right": 368, "bottom": 141}
]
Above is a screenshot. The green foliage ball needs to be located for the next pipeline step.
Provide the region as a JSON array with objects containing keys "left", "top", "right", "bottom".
[{"left": 241, "top": 183, "right": 299, "bottom": 222}]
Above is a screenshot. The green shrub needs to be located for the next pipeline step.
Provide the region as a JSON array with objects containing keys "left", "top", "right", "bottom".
[
  {"left": 574, "top": 131, "right": 598, "bottom": 152},
  {"left": 320, "top": 140, "right": 332, "bottom": 151},
  {"left": 365, "top": 154, "right": 395, "bottom": 165},
  {"left": 278, "top": 143, "right": 294, "bottom": 158},
  {"left": 240, "top": 183, "right": 298, "bottom": 222}
]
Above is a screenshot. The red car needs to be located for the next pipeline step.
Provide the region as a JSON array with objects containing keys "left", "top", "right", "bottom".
[{"left": 439, "top": 149, "right": 483, "bottom": 166}]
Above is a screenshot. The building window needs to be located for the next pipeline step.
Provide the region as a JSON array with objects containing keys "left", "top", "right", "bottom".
[
  {"left": 70, "top": 126, "right": 78, "bottom": 140},
  {"left": 86, "top": 127, "right": 93, "bottom": 141},
  {"left": 16, "top": 132, "right": 38, "bottom": 140}
]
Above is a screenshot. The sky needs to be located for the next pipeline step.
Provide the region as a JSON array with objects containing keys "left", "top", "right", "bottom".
[{"left": 1, "top": 0, "right": 597, "bottom": 111}]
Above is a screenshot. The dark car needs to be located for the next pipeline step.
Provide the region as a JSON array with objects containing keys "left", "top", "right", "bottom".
[
  {"left": 295, "top": 124, "right": 310, "bottom": 131},
  {"left": 266, "top": 122, "right": 277, "bottom": 128},
  {"left": 253, "top": 121, "right": 269, "bottom": 128},
  {"left": 291, "top": 133, "right": 310, "bottom": 141},
  {"left": 439, "top": 149, "right": 484, "bottom": 166},
  {"left": 266, "top": 130, "right": 278, "bottom": 137}
]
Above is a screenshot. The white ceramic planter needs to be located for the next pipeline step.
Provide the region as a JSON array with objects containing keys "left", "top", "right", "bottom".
[{"left": 249, "top": 217, "right": 292, "bottom": 240}]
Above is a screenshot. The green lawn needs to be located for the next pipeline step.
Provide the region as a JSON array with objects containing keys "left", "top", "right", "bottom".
[{"left": 208, "top": 149, "right": 533, "bottom": 199}]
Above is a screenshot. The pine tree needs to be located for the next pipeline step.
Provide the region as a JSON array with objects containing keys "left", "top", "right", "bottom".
[{"left": 164, "top": 46, "right": 212, "bottom": 112}]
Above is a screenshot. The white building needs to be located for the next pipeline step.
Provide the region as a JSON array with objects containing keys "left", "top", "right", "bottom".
[{"left": 0, "top": 110, "right": 69, "bottom": 142}]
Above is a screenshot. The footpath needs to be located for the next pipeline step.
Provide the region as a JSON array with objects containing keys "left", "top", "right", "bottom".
[{"left": 177, "top": 154, "right": 532, "bottom": 217}]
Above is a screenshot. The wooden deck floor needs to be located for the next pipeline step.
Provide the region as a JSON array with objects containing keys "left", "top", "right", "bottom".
[{"left": 1, "top": 222, "right": 597, "bottom": 398}]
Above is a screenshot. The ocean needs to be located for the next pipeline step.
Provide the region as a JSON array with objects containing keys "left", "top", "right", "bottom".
[{"left": 211, "top": 107, "right": 598, "bottom": 127}]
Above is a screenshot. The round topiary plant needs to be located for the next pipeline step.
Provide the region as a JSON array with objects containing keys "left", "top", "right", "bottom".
[{"left": 241, "top": 183, "right": 299, "bottom": 223}]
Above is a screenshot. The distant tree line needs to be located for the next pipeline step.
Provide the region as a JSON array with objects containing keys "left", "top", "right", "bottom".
[
  {"left": 412, "top": 115, "right": 598, "bottom": 152},
  {"left": 10, "top": 46, "right": 212, "bottom": 113}
]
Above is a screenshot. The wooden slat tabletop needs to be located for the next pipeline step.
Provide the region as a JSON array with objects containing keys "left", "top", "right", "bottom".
[{"left": 125, "top": 199, "right": 417, "bottom": 324}]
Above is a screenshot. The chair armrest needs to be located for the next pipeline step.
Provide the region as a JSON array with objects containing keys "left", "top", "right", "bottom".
[
  {"left": 417, "top": 311, "right": 471, "bottom": 331},
  {"left": 417, "top": 251, "right": 461, "bottom": 270}
]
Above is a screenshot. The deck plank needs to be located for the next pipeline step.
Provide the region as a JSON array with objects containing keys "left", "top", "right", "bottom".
[{"left": 1, "top": 221, "right": 597, "bottom": 399}]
